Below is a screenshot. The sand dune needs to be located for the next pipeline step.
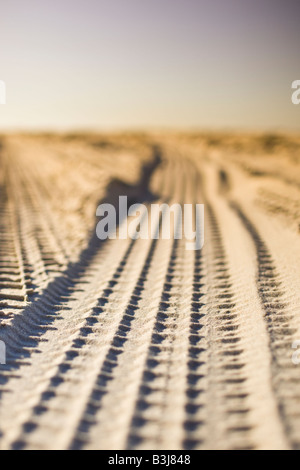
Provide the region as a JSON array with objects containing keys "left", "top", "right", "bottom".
[{"left": 0, "top": 132, "right": 300, "bottom": 450}]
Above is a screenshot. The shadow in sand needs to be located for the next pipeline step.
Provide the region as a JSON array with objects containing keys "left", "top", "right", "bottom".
[{"left": 0, "top": 145, "right": 162, "bottom": 394}]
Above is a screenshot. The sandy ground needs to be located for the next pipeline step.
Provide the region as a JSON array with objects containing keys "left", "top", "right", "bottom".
[{"left": 0, "top": 132, "right": 300, "bottom": 450}]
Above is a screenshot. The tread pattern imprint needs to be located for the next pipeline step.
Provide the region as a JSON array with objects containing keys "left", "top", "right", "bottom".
[{"left": 0, "top": 133, "right": 300, "bottom": 450}]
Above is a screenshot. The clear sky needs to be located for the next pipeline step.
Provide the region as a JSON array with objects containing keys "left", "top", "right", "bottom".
[{"left": 0, "top": 0, "right": 299, "bottom": 131}]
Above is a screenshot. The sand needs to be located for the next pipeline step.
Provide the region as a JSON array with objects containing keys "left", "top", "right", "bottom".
[{"left": 0, "top": 131, "right": 300, "bottom": 450}]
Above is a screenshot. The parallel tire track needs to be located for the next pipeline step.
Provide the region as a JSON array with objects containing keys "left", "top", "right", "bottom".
[{"left": 0, "top": 135, "right": 299, "bottom": 450}]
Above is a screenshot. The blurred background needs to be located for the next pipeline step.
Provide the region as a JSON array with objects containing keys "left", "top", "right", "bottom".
[{"left": 0, "top": 0, "right": 299, "bottom": 131}]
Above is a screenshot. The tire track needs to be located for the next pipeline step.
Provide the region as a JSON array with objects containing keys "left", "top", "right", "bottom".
[
  {"left": 230, "top": 200, "right": 299, "bottom": 449},
  {"left": 0, "top": 146, "right": 164, "bottom": 449},
  {"left": 1, "top": 134, "right": 299, "bottom": 450},
  {"left": 69, "top": 156, "right": 186, "bottom": 450},
  {"left": 0, "top": 156, "right": 32, "bottom": 325}
]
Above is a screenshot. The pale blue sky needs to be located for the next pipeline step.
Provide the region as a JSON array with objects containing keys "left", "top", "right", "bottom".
[{"left": 0, "top": 0, "right": 299, "bottom": 130}]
